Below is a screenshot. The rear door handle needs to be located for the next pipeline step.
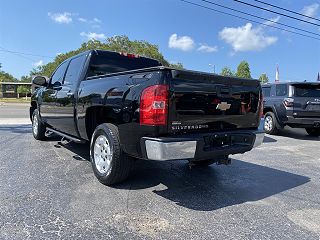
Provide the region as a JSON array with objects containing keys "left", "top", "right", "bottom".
[{"left": 66, "top": 92, "right": 74, "bottom": 97}]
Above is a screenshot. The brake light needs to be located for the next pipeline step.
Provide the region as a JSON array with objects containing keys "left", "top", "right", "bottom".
[
  {"left": 140, "top": 85, "right": 169, "bottom": 126},
  {"left": 119, "top": 52, "right": 140, "bottom": 58},
  {"left": 259, "top": 93, "right": 264, "bottom": 118},
  {"left": 283, "top": 98, "right": 294, "bottom": 107}
]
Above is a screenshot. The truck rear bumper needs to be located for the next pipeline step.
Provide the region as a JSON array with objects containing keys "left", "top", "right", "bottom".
[{"left": 141, "top": 129, "right": 265, "bottom": 161}]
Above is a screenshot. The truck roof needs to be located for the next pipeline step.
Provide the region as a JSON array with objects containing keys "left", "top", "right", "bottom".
[{"left": 262, "top": 81, "right": 320, "bottom": 87}]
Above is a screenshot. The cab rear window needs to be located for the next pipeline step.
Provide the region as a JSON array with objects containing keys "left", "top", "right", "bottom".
[
  {"left": 87, "top": 51, "right": 161, "bottom": 78},
  {"left": 294, "top": 84, "right": 320, "bottom": 97}
]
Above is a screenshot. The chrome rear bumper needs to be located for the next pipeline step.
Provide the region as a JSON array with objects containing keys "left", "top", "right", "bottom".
[{"left": 142, "top": 129, "right": 265, "bottom": 161}]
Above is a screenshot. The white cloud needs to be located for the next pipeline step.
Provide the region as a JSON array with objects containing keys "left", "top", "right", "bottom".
[
  {"left": 263, "top": 16, "right": 281, "bottom": 26},
  {"left": 33, "top": 60, "right": 44, "bottom": 67},
  {"left": 78, "top": 17, "right": 101, "bottom": 24},
  {"left": 93, "top": 18, "right": 102, "bottom": 23},
  {"left": 168, "top": 33, "right": 195, "bottom": 51},
  {"left": 48, "top": 12, "right": 72, "bottom": 24},
  {"left": 78, "top": 17, "right": 88, "bottom": 23},
  {"left": 219, "top": 23, "right": 277, "bottom": 52},
  {"left": 301, "top": 3, "right": 319, "bottom": 18},
  {"left": 80, "top": 32, "right": 106, "bottom": 40},
  {"left": 197, "top": 44, "right": 218, "bottom": 53}
]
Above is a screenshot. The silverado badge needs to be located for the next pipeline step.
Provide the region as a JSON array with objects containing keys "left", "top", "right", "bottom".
[{"left": 216, "top": 102, "right": 231, "bottom": 111}]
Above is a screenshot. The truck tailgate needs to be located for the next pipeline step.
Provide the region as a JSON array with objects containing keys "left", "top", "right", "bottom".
[
  {"left": 292, "top": 83, "right": 320, "bottom": 118},
  {"left": 168, "top": 70, "right": 262, "bottom": 133}
]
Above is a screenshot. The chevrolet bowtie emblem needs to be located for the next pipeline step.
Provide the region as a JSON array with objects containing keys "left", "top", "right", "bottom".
[{"left": 216, "top": 102, "right": 231, "bottom": 111}]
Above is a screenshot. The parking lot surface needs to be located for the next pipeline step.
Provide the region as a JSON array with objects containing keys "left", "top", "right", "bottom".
[{"left": 0, "top": 103, "right": 320, "bottom": 239}]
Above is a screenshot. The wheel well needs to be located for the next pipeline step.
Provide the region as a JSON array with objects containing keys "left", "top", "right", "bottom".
[
  {"left": 263, "top": 107, "right": 273, "bottom": 115},
  {"left": 30, "top": 101, "right": 37, "bottom": 121},
  {"left": 85, "top": 106, "right": 117, "bottom": 140}
]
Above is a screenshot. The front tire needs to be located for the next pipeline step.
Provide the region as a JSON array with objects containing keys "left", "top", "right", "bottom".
[
  {"left": 90, "top": 123, "right": 132, "bottom": 185},
  {"left": 264, "top": 112, "right": 280, "bottom": 135},
  {"left": 306, "top": 128, "right": 320, "bottom": 137},
  {"left": 32, "top": 109, "right": 46, "bottom": 140}
]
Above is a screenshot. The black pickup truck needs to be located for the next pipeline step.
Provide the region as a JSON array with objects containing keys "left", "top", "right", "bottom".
[{"left": 31, "top": 50, "right": 264, "bottom": 185}]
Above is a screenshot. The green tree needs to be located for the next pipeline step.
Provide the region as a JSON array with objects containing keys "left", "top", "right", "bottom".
[
  {"left": 169, "top": 62, "right": 184, "bottom": 69},
  {"left": 0, "top": 64, "right": 17, "bottom": 82},
  {"left": 220, "top": 66, "right": 235, "bottom": 77},
  {"left": 20, "top": 75, "right": 32, "bottom": 83},
  {"left": 236, "top": 61, "right": 252, "bottom": 79},
  {"left": 34, "top": 36, "right": 181, "bottom": 77},
  {"left": 259, "top": 73, "right": 269, "bottom": 84},
  {"left": 17, "top": 85, "right": 31, "bottom": 99}
]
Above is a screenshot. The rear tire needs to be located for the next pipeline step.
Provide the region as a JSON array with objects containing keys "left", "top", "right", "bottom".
[
  {"left": 32, "top": 109, "right": 46, "bottom": 140},
  {"left": 264, "top": 112, "right": 280, "bottom": 135},
  {"left": 90, "top": 123, "right": 132, "bottom": 185},
  {"left": 305, "top": 128, "right": 320, "bottom": 137}
]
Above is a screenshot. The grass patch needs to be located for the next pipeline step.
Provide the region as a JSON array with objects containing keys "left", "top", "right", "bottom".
[{"left": 0, "top": 98, "right": 30, "bottom": 103}]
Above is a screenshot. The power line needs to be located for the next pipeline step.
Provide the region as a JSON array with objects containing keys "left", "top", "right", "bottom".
[
  {"left": 179, "top": 0, "right": 320, "bottom": 41},
  {"left": 252, "top": 0, "right": 320, "bottom": 22},
  {"left": 0, "top": 48, "right": 54, "bottom": 59},
  {"left": 200, "top": 0, "right": 320, "bottom": 37},
  {"left": 233, "top": 0, "right": 320, "bottom": 27},
  {"left": 0, "top": 46, "right": 37, "bottom": 62}
]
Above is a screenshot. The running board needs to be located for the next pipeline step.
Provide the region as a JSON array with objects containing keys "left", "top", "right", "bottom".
[{"left": 46, "top": 127, "right": 86, "bottom": 144}]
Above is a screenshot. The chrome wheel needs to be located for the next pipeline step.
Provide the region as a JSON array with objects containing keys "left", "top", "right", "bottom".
[
  {"left": 264, "top": 115, "right": 273, "bottom": 132},
  {"left": 33, "top": 114, "right": 39, "bottom": 135},
  {"left": 93, "top": 135, "right": 113, "bottom": 174}
]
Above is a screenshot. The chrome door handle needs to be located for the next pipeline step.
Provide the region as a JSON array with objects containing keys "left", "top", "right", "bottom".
[{"left": 66, "top": 92, "right": 74, "bottom": 97}]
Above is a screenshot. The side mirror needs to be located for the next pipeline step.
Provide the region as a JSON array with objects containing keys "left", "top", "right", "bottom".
[{"left": 32, "top": 76, "right": 48, "bottom": 86}]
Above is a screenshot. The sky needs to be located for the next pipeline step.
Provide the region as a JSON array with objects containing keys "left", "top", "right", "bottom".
[{"left": 0, "top": 0, "right": 319, "bottom": 82}]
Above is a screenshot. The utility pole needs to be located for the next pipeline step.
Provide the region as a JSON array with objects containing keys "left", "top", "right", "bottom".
[{"left": 209, "top": 64, "right": 215, "bottom": 74}]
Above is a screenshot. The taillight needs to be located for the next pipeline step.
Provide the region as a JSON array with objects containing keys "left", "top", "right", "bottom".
[
  {"left": 259, "top": 93, "right": 264, "bottom": 118},
  {"left": 140, "top": 85, "right": 169, "bottom": 126},
  {"left": 119, "top": 52, "right": 140, "bottom": 58},
  {"left": 283, "top": 98, "right": 294, "bottom": 107}
]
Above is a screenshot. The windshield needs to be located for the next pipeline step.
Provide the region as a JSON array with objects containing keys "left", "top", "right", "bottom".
[
  {"left": 294, "top": 84, "right": 320, "bottom": 97},
  {"left": 87, "top": 51, "right": 161, "bottom": 78}
]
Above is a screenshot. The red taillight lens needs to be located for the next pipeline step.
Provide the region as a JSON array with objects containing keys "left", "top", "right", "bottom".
[
  {"left": 119, "top": 52, "right": 140, "bottom": 58},
  {"left": 283, "top": 98, "right": 294, "bottom": 107},
  {"left": 140, "top": 85, "right": 169, "bottom": 126},
  {"left": 259, "top": 93, "right": 264, "bottom": 118}
]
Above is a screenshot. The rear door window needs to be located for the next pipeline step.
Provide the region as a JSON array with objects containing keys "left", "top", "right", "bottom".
[
  {"left": 262, "top": 87, "right": 271, "bottom": 97},
  {"left": 294, "top": 84, "right": 320, "bottom": 97},
  {"left": 64, "top": 55, "right": 87, "bottom": 86},
  {"left": 276, "top": 84, "right": 288, "bottom": 96}
]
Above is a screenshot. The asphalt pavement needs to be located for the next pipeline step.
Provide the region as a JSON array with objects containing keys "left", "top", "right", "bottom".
[
  {"left": 0, "top": 102, "right": 320, "bottom": 239},
  {"left": 0, "top": 102, "right": 30, "bottom": 124}
]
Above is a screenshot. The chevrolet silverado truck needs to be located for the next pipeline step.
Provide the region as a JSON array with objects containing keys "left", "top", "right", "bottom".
[{"left": 31, "top": 50, "right": 264, "bottom": 185}]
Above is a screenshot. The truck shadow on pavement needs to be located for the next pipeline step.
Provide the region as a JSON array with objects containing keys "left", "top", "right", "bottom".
[
  {"left": 0, "top": 125, "right": 311, "bottom": 211},
  {"left": 62, "top": 140, "right": 310, "bottom": 211},
  {"left": 120, "top": 159, "right": 310, "bottom": 211},
  {"left": 263, "top": 136, "right": 277, "bottom": 143}
]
